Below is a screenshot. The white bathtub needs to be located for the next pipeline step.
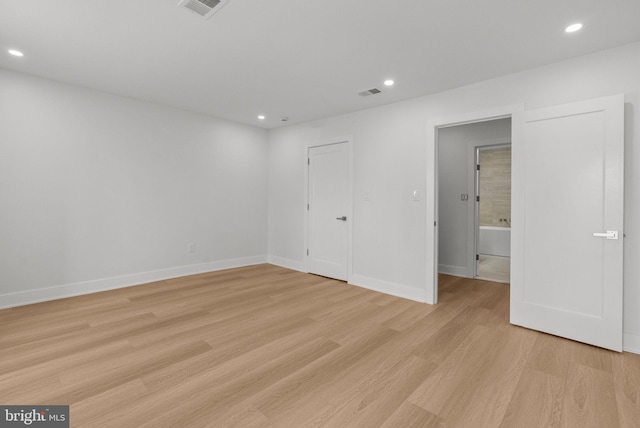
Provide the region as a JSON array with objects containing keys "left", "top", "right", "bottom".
[{"left": 479, "top": 226, "right": 511, "bottom": 257}]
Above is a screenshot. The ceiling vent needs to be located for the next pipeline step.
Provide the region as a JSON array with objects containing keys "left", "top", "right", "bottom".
[
  {"left": 358, "top": 87, "right": 383, "bottom": 97},
  {"left": 178, "top": 0, "right": 228, "bottom": 19}
]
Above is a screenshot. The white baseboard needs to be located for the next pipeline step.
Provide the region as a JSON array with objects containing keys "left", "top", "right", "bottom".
[
  {"left": 267, "top": 255, "right": 306, "bottom": 272},
  {"left": 438, "top": 264, "right": 471, "bottom": 278},
  {"left": 0, "top": 255, "right": 268, "bottom": 309},
  {"left": 624, "top": 333, "right": 640, "bottom": 354},
  {"left": 349, "top": 274, "right": 427, "bottom": 303}
]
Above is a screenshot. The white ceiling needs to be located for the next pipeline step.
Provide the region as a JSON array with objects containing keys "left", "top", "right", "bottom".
[{"left": 2, "top": 0, "right": 640, "bottom": 128}]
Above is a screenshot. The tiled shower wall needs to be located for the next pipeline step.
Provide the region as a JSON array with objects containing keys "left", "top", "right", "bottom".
[{"left": 479, "top": 147, "right": 511, "bottom": 227}]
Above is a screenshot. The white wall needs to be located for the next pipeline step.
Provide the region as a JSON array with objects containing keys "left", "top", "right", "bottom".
[
  {"left": 0, "top": 69, "right": 268, "bottom": 307},
  {"left": 268, "top": 106, "right": 430, "bottom": 301},
  {"left": 267, "top": 41, "right": 640, "bottom": 351},
  {"left": 438, "top": 119, "right": 511, "bottom": 277}
]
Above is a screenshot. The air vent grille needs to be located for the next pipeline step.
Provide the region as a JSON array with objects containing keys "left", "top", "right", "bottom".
[
  {"left": 178, "top": 0, "right": 227, "bottom": 19},
  {"left": 358, "top": 87, "right": 383, "bottom": 97},
  {"left": 199, "top": 0, "right": 222, "bottom": 7}
]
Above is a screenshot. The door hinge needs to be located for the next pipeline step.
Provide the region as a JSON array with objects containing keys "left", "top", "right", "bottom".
[
  {"left": 307, "top": 249, "right": 309, "bottom": 256},
  {"left": 476, "top": 254, "right": 480, "bottom": 261},
  {"left": 434, "top": 221, "right": 437, "bottom": 227},
  {"left": 307, "top": 158, "right": 310, "bottom": 165},
  {"left": 476, "top": 164, "right": 480, "bottom": 171},
  {"left": 476, "top": 195, "right": 480, "bottom": 202},
  {"left": 307, "top": 203, "right": 309, "bottom": 210}
]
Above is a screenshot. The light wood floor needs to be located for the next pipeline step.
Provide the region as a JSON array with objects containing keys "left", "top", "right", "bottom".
[{"left": 1, "top": 265, "right": 639, "bottom": 427}]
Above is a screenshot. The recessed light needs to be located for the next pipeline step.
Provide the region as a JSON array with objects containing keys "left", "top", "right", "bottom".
[
  {"left": 384, "top": 79, "right": 395, "bottom": 86},
  {"left": 258, "top": 115, "right": 265, "bottom": 120},
  {"left": 8, "top": 49, "right": 24, "bottom": 57},
  {"left": 565, "top": 23, "right": 583, "bottom": 33}
]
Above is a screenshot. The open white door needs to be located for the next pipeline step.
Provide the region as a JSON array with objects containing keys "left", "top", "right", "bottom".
[
  {"left": 308, "top": 143, "right": 348, "bottom": 280},
  {"left": 511, "top": 94, "right": 624, "bottom": 351}
]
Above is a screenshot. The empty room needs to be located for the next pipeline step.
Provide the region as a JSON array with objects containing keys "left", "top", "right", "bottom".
[{"left": 2, "top": 1, "right": 640, "bottom": 427}]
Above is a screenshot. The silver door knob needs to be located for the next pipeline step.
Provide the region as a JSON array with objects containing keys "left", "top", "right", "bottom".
[{"left": 336, "top": 216, "right": 347, "bottom": 221}]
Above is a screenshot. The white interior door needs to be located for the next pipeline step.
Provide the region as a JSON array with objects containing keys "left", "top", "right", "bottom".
[
  {"left": 511, "top": 94, "right": 624, "bottom": 351},
  {"left": 308, "top": 143, "right": 348, "bottom": 280}
]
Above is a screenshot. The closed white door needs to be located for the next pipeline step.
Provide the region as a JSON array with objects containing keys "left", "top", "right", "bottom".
[
  {"left": 511, "top": 94, "right": 624, "bottom": 351},
  {"left": 308, "top": 143, "right": 348, "bottom": 280}
]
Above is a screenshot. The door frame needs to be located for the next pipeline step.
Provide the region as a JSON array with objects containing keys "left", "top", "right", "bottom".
[
  {"left": 426, "top": 105, "right": 523, "bottom": 304},
  {"left": 303, "top": 135, "right": 354, "bottom": 281},
  {"left": 473, "top": 142, "right": 512, "bottom": 279}
]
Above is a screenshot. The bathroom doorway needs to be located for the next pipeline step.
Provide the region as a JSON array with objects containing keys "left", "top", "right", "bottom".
[
  {"left": 475, "top": 144, "right": 511, "bottom": 283},
  {"left": 436, "top": 117, "right": 511, "bottom": 284}
]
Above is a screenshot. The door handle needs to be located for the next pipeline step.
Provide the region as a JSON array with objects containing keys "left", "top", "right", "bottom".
[
  {"left": 336, "top": 216, "right": 347, "bottom": 221},
  {"left": 592, "top": 231, "right": 618, "bottom": 240}
]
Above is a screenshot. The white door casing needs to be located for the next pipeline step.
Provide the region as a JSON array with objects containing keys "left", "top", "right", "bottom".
[
  {"left": 307, "top": 143, "right": 349, "bottom": 280},
  {"left": 511, "top": 94, "right": 624, "bottom": 351},
  {"left": 427, "top": 105, "right": 521, "bottom": 304}
]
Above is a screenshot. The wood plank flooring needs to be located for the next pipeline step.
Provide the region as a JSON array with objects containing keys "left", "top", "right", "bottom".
[{"left": 1, "top": 264, "right": 639, "bottom": 427}]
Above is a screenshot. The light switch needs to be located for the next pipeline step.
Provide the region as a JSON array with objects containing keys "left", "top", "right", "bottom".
[{"left": 412, "top": 190, "right": 420, "bottom": 201}]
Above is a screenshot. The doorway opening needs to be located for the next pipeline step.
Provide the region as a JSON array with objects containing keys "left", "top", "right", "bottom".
[
  {"left": 436, "top": 117, "right": 512, "bottom": 293},
  {"left": 475, "top": 144, "right": 511, "bottom": 283},
  {"left": 428, "top": 96, "right": 623, "bottom": 351}
]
